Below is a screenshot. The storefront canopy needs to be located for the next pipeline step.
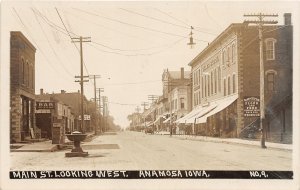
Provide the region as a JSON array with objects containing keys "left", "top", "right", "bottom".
[
  {"left": 196, "top": 94, "right": 238, "bottom": 124},
  {"left": 175, "top": 105, "right": 202, "bottom": 124},
  {"left": 185, "top": 104, "right": 218, "bottom": 124}
]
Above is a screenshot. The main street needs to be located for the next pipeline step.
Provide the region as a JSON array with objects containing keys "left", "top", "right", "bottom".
[{"left": 10, "top": 131, "right": 292, "bottom": 171}]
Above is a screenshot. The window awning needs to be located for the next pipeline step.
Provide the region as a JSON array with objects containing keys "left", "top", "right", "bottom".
[
  {"left": 154, "top": 116, "right": 165, "bottom": 125},
  {"left": 185, "top": 104, "right": 218, "bottom": 124},
  {"left": 163, "top": 117, "right": 171, "bottom": 124},
  {"left": 174, "top": 105, "right": 202, "bottom": 124},
  {"left": 196, "top": 94, "right": 238, "bottom": 124}
]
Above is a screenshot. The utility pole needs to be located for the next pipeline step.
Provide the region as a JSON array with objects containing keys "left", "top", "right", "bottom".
[
  {"left": 89, "top": 75, "right": 101, "bottom": 134},
  {"left": 148, "top": 95, "right": 159, "bottom": 103},
  {"left": 244, "top": 13, "right": 278, "bottom": 148},
  {"left": 97, "top": 88, "right": 104, "bottom": 133},
  {"left": 73, "top": 36, "right": 91, "bottom": 133},
  {"left": 141, "top": 102, "right": 148, "bottom": 112}
]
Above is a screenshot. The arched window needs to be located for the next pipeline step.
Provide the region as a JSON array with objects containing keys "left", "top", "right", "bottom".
[
  {"left": 224, "top": 78, "right": 226, "bottom": 96},
  {"left": 21, "top": 58, "right": 25, "bottom": 84},
  {"left": 233, "top": 74, "right": 236, "bottom": 93},
  {"left": 228, "top": 46, "right": 231, "bottom": 63},
  {"left": 267, "top": 72, "right": 275, "bottom": 91},
  {"left": 214, "top": 69, "right": 217, "bottom": 93},
  {"left": 265, "top": 38, "right": 276, "bottom": 60},
  {"left": 232, "top": 43, "right": 236, "bottom": 63},
  {"left": 208, "top": 75, "right": 210, "bottom": 97},
  {"left": 211, "top": 71, "right": 213, "bottom": 95},
  {"left": 202, "top": 76, "right": 204, "bottom": 98},
  {"left": 222, "top": 50, "right": 226, "bottom": 66},
  {"left": 218, "top": 67, "right": 221, "bottom": 92},
  {"left": 228, "top": 76, "right": 231, "bottom": 95}
]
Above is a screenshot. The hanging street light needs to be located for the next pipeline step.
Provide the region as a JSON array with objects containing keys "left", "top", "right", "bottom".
[{"left": 187, "top": 26, "right": 196, "bottom": 48}]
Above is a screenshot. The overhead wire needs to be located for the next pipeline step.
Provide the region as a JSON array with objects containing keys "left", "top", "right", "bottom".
[
  {"left": 121, "top": 7, "right": 218, "bottom": 36},
  {"left": 73, "top": 8, "right": 210, "bottom": 43},
  {"left": 11, "top": 7, "right": 74, "bottom": 83},
  {"left": 55, "top": 7, "right": 90, "bottom": 76},
  {"left": 34, "top": 8, "right": 187, "bottom": 55},
  {"left": 31, "top": 8, "right": 75, "bottom": 78}
]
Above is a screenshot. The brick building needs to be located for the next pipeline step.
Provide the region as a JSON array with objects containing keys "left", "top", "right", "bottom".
[
  {"left": 10, "top": 31, "right": 38, "bottom": 143},
  {"left": 180, "top": 13, "right": 292, "bottom": 143}
]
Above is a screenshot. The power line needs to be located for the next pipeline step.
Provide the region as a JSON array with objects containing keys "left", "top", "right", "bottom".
[
  {"left": 122, "top": 7, "right": 217, "bottom": 36},
  {"left": 73, "top": 8, "right": 210, "bottom": 43},
  {"left": 11, "top": 7, "right": 73, "bottom": 83},
  {"left": 89, "top": 37, "right": 185, "bottom": 57},
  {"left": 35, "top": 8, "right": 186, "bottom": 55},
  {"left": 55, "top": 7, "right": 90, "bottom": 76},
  {"left": 152, "top": 8, "right": 190, "bottom": 27},
  {"left": 32, "top": 8, "right": 75, "bottom": 78}
]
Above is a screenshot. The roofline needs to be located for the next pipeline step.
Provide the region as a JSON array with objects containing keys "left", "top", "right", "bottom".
[
  {"left": 11, "top": 31, "right": 36, "bottom": 51},
  {"left": 188, "top": 23, "right": 247, "bottom": 67}
]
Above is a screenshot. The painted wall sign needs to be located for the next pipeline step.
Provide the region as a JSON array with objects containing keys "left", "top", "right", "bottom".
[
  {"left": 243, "top": 96, "right": 260, "bottom": 117},
  {"left": 36, "top": 102, "right": 55, "bottom": 110}
]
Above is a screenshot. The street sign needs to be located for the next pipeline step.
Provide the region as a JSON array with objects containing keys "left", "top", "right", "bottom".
[
  {"left": 36, "top": 102, "right": 55, "bottom": 110},
  {"left": 243, "top": 96, "right": 260, "bottom": 117},
  {"left": 78, "top": 115, "right": 91, "bottom": 120}
]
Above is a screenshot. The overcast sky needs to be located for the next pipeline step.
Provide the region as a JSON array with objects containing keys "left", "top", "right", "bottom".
[{"left": 1, "top": 1, "right": 298, "bottom": 128}]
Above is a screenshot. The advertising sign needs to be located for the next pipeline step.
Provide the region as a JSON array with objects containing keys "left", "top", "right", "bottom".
[
  {"left": 36, "top": 102, "right": 55, "bottom": 110},
  {"left": 243, "top": 96, "right": 260, "bottom": 117},
  {"left": 78, "top": 115, "right": 91, "bottom": 120}
]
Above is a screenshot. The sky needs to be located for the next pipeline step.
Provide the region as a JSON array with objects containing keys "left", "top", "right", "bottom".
[{"left": 1, "top": 0, "right": 299, "bottom": 128}]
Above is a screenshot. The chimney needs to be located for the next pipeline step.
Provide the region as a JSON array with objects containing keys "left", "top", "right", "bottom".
[
  {"left": 40, "top": 88, "right": 44, "bottom": 95},
  {"left": 284, "top": 13, "right": 291, "bottom": 25},
  {"left": 61, "top": 90, "right": 65, "bottom": 94},
  {"left": 181, "top": 67, "right": 184, "bottom": 79}
]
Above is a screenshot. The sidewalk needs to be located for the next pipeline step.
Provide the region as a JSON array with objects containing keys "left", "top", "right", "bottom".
[
  {"left": 11, "top": 132, "right": 98, "bottom": 152},
  {"left": 157, "top": 133, "right": 292, "bottom": 151}
]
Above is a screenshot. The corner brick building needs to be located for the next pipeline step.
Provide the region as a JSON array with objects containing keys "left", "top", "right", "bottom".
[
  {"left": 10, "top": 31, "right": 38, "bottom": 142},
  {"left": 181, "top": 13, "right": 292, "bottom": 143}
]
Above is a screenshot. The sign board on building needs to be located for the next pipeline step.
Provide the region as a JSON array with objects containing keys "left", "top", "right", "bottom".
[
  {"left": 78, "top": 115, "right": 91, "bottom": 120},
  {"left": 36, "top": 102, "right": 55, "bottom": 110},
  {"left": 243, "top": 96, "right": 260, "bottom": 117}
]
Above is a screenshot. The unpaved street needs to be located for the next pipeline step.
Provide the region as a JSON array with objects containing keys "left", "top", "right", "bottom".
[{"left": 10, "top": 131, "right": 292, "bottom": 171}]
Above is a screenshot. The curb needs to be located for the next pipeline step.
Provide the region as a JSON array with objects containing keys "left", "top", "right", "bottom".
[
  {"left": 166, "top": 135, "right": 292, "bottom": 151},
  {"left": 10, "top": 144, "right": 59, "bottom": 152}
]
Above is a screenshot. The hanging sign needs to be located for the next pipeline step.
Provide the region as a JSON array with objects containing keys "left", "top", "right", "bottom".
[
  {"left": 36, "top": 102, "right": 55, "bottom": 110},
  {"left": 78, "top": 115, "right": 91, "bottom": 121},
  {"left": 243, "top": 96, "right": 260, "bottom": 117}
]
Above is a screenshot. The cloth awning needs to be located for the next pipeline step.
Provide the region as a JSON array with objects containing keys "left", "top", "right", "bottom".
[
  {"left": 163, "top": 117, "right": 171, "bottom": 124},
  {"left": 146, "top": 121, "right": 154, "bottom": 127},
  {"left": 175, "top": 105, "right": 202, "bottom": 124},
  {"left": 154, "top": 116, "right": 165, "bottom": 125},
  {"left": 185, "top": 104, "right": 218, "bottom": 124},
  {"left": 196, "top": 95, "right": 238, "bottom": 124}
]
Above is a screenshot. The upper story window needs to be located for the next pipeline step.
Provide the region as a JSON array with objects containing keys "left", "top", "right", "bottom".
[
  {"left": 265, "top": 38, "right": 276, "bottom": 60},
  {"left": 224, "top": 78, "right": 226, "bottom": 96},
  {"left": 180, "top": 98, "right": 184, "bottom": 109},
  {"left": 227, "top": 46, "right": 232, "bottom": 63},
  {"left": 228, "top": 76, "right": 231, "bottom": 95},
  {"left": 218, "top": 66, "right": 221, "bottom": 92},
  {"left": 266, "top": 70, "right": 277, "bottom": 92},
  {"left": 233, "top": 74, "right": 236, "bottom": 93},
  {"left": 21, "top": 58, "right": 25, "bottom": 84},
  {"left": 232, "top": 43, "right": 236, "bottom": 63}
]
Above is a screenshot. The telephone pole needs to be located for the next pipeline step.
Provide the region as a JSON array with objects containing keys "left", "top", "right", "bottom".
[
  {"left": 244, "top": 13, "right": 278, "bottom": 148},
  {"left": 141, "top": 102, "right": 148, "bottom": 112},
  {"left": 89, "top": 75, "right": 101, "bottom": 134},
  {"left": 148, "top": 95, "right": 159, "bottom": 104},
  {"left": 72, "top": 36, "right": 91, "bottom": 133}
]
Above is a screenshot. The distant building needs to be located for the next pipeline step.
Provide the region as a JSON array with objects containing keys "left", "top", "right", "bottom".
[
  {"left": 183, "top": 13, "right": 292, "bottom": 143},
  {"left": 35, "top": 89, "right": 75, "bottom": 144},
  {"left": 10, "top": 31, "right": 37, "bottom": 142}
]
